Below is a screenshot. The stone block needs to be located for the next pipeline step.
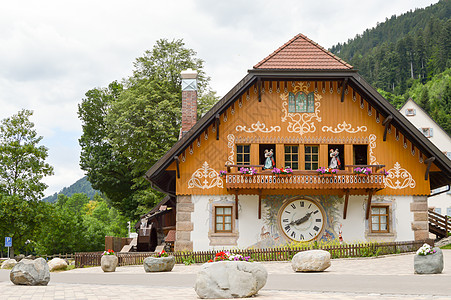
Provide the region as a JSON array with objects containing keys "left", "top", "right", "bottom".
[
  {"left": 1, "top": 259, "right": 17, "bottom": 269},
  {"left": 413, "top": 212, "right": 428, "bottom": 222},
  {"left": 412, "top": 196, "right": 427, "bottom": 202},
  {"left": 410, "top": 202, "right": 428, "bottom": 212},
  {"left": 177, "top": 195, "right": 192, "bottom": 204},
  {"left": 47, "top": 258, "right": 67, "bottom": 272},
  {"left": 176, "top": 231, "right": 191, "bottom": 241},
  {"left": 177, "top": 221, "right": 193, "bottom": 231},
  {"left": 143, "top": 256, "right": 175, "bottom": 272},
  {"left": 10, "top": 258, "right": 50, "bottom": 286},
  {"left": 175, "top": 241, "right": 193, "bottom": 251},
  {"left": 291, "top": 250, "right": 331, "bottom": 272},
  {"left": 178, "top": 203, "right": 194, "bottom": 212},
  {"left": 414, "top": 230, "right": 429, "bottom": 241},
  {"left": 411, "top": 221, "right": 428, "bottom": 231},
  {"left": 414, "top": 248, "right": 443, "bottom": 274},
  {"left": 194, "top": 261, "right": 267, "bottom": 299},
  {"left": 176, "top": 211, "right": 192, "bottom": 222}
]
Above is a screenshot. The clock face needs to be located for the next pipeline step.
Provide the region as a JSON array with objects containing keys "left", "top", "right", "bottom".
[{"left": 278, "top": 199, "right": 325, "bottom": 242}]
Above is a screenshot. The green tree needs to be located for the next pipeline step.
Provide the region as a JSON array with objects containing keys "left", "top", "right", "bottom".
[
  {"left": 0, "top": 109, "right": 54, "bottom": 201},
  {"left": 79, "top": 39, "right": 218, "bottom": 218}
]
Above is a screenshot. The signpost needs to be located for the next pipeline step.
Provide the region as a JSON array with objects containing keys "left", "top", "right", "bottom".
[{"left": 5, "top": 237, "right": 12, "bottom": 258}]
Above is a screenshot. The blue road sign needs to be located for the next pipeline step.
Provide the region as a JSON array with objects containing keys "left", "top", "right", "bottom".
[{"left": 5, "top": 237, "right": 12, "bottom": 247}]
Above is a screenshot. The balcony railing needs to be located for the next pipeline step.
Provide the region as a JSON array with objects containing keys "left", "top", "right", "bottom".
[{"left": 224, "top": 165, "right": 386, "bottom": 190}]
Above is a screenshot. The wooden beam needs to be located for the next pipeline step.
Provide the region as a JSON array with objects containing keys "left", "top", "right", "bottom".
[
  {"left": 365, "top": 189, "right": 374, "bottom": 220},
  {"left": 340, "top": 78, "right": 348, "bottom": 102},
  {"left": 258, "top": 190, "right": 262, "bottom": 219},
  {"left": 235, "top": 190, "right": 239, "bottom": 219},
  {"left": 174, "top": 156, "right": 180, "bottom": 179},
  {"left": 257, "top": 77, "right": 262, "bottom": 102},
  {"left": 382, "top": 115, "right": 393, "bottom": 142},
  {"left": 343, "top": 189, "right": 350, "bottom": 219},
  {"left": 424, "top": 157, "right": 436, "bottom": 180},
  {"left": 215, "top": 114, "right": 220, "bottom": 140}
]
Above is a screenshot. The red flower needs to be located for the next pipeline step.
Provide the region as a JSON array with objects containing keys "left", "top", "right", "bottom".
[
  {"left": 216, "top": 251, "right": 226, "bottom": 257},
  {"left": 208, "top": 259, "right": 213, "bottom": 263}
]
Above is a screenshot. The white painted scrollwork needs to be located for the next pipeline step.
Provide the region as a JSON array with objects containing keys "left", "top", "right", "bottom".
[
  {"left": 369, "top": 134, "right": 378, "bottom": 165},
  {"left": 281, "top": 82, "right": 322, "bottom": 136},
  {"left": 236, "top": 121, "right": 281, "bottom": 133},
  {"left": 188, "top": 162, "right": 223, "bottom": 189},
  {"left": 385, "top": 162, "right": 416, "bottom": 189},
  {"left": 321, "top": 121, "right": 367, "bottom": 134},
  {"left": 226, "top": 134, "right": 235, "bottom": 166}
]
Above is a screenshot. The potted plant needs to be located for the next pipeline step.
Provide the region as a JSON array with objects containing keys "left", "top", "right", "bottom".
[
  {"left": 239, "top": 167, "right": 257, "bottom": 176},
  {"left": 316, "top": 167, "right": 337, "bottom": 177},
  {"left": 218, "top": 170, "right": 227, "bottom": 178},
  {"left": 195, "top": 251, "right": 267, "bottom": 299},
  {"left": 143, "top": 250, "right": 175, "bottom": 272},
  {"left": 101, "top": 249, "right": 118, "bottom": 272},
  {"left": 414, "top": 243, "right": 443, "bottom": 274},
  {"left": 353, "top": 167, "right": 372, "bottom": 176},
  {"left": 272, "top": 167, "right": 293, "bottom": 176}
]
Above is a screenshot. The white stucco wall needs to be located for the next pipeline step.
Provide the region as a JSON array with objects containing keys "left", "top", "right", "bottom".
[
  {"left": 338, "top": 195, "right": 366, "bottom": 242},
  {"left": 395, "top": 196, "right": 415, "bottom": 241},
  {"left": 428, "top": 192, "right": 451, "bottom": 216}
]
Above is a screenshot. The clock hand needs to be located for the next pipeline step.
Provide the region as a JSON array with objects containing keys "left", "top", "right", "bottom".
[{"left": 294, "top": 212, "right": 313, "bottom": 225}]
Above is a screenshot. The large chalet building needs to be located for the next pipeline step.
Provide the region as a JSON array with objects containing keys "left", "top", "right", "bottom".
[{"left": 145, "top": 34, "right": 451, "bottom": 251}]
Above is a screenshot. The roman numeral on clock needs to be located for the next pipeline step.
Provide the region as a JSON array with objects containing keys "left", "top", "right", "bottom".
[
  {"left": 284, "top": 225, "right": 291, "bottom": 232},
  {"left": 300, "top": 201, "right": 304, "bottom": 207},
  {"left": 316, "top": 219, "right": 321, "bottom": 222},
  {"left": 291, "top": 203, "right": 296, "bottom": 209},
  {"left": 283, "top": 218, "right": 289, "bottom": 223},
  {"left": 291, "top": 231, "right": 296, "bottom": 239},
  {"left": 313, "top": 226, "right": 320, "bottom": 232}
]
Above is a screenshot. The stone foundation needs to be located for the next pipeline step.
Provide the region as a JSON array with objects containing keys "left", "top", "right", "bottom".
[
  {"left": 175, "top": 195, "right": 194, "bottom": 251},
  {"left": 410, "top": 196, "right": 429, "bottom": 241}
]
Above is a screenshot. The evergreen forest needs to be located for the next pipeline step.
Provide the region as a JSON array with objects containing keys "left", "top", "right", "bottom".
[{"left": 330, "top": 0, "right": 450, "bottom": 134}]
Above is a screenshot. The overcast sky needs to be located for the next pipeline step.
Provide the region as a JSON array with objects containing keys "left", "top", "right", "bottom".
[{"left": 0, "top": 0, "right": 439, "bottom": 197}]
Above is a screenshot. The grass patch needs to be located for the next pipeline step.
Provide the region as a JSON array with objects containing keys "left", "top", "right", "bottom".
[{"left": 440, "top": 244, "right": 451, "bottom": 249}]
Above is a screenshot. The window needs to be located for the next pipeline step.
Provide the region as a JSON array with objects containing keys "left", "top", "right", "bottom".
[
  {"left": 434, "top": 207, "right": 442, "bottom": 215},
  {"left": 288, "top": 92, "right": 315, "bottom": 113},
  {"left": 353, "top": 145, "right": 368, "bottom": 165},
  {"left": 446, "top": 152, "right": 451, "bottom": 160},
  {"left": 284, "top": 145, "right": 299, "bottom": 169},
  {"left": 215, "top": 206, "right": 232, "bottom": 233},
  {"left": 236, "top": 145, "right": 250, "bottom": 165},
  {"left": 447, "top": 208, "right": 451, "bottom": 217},
  {"left": 370, "top": 206, "right": 389, "bottom": 233},
  {"left": 405, "top": 108, "right": 416, "bottom": 116},
  {"left": 304, "top": 145, "right": 319, "bottom": 170},
  {"left": 421, "top": 128, "right": 433, "bottom": 138}
]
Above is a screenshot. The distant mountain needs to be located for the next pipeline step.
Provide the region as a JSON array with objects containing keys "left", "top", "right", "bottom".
[{"left": 42, "top": 176, "right": 99, "bottom": 203}]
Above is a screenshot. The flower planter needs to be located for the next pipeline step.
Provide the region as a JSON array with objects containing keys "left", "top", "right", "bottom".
[
  {"left": 194, "top": 261, "right": 267, "bottom": 299},
  {"left": 143, "top": 256, "right": 175, "bottom": 272},
  {"left": 101, "top": 255, "right": 118, "bottom": 272},
  {"left": 414, "top": 247, "right": 443, "bottom": 274},
  {"left": 322, "top": 174, "right": 334, "bottom": 177}
]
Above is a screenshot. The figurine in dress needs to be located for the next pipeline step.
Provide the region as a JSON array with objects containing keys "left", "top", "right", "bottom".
[
  {"left": 329, "top": 149, "right": 341, "bottom": 169},
  {"left": 264, "top": 149, "right": 275, "bottom": 169}
]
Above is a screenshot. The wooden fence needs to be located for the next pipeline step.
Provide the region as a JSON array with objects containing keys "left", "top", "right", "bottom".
[{"left": 75, "top": 239, "right": 431, "bottom": 268}]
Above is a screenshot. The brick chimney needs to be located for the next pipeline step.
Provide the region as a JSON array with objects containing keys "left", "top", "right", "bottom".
[{"left": 180, "top": 69, "right": 198, "bottom": 138}]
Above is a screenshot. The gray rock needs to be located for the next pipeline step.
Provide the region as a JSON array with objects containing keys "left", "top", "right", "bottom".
[
  {"left": 48, "top": 258, "right": 68, "bottom": 271},
  {"left": 143, "top": 256, "right": 175, "bottom": 272},
  {"left": 10, "top": 258, "right": 50, "bottom": 286},
  {"left": 101, "top": 255, "right": 118, "bottom": 272},
  {"left": 194, "top": 261, "right": 267, "bottom": 299},
  {"left": 291, "top": 250, "right": 331, "bottom": 272},
  {"left": 414, "top": 247, "right": 444, "bottom": 274},
  {"left": 14, "top": 254, "right": 25, "bottom": 262},
  {"left": 1, "top": 259, "right": 17, "bottom": 269}
]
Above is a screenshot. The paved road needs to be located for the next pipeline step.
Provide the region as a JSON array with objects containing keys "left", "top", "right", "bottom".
[{"left": 1, "top": 251, "right": 451, "bottom": 299}]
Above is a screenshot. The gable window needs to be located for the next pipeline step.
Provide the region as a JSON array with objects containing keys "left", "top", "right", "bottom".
[
  {"left": 421, "top": 127, "right": 433, "bottom": 138},
  {"left": 288, "top": 92, "right": 315, "bottom": 113},
  {"left": 405, "top": 108, "right": 416, "bottom": 116},
  {"left": 215, "top": 206, "right": 232, "bottom": 233},
  {"left": 284, "top": 145, "right": 299, "bottom": 169},
  {"left": 370, "top": 206, "right": 389, "bottom": 233},
  {"left": 236, "top": 145, "right": 250, "bottom": 165},
  {"left": 304, "top": 145, "right": 318, "bottom": 170}
]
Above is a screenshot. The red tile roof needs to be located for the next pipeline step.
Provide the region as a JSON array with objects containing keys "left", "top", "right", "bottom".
[{"left": 254, "top": 33, "right": 353, "bottom": 70}]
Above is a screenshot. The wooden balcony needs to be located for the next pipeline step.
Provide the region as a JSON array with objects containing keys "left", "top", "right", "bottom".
[
  {"left": 225, "top": 172, "right": 385, "bottom": 190},
  {"left": 224, "top": 165, "right": 387, "bottom": 190}
]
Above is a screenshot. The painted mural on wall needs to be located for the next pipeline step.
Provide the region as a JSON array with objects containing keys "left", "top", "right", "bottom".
[{"left": 250, "top": 194, "right": 343, "bottom": 248}]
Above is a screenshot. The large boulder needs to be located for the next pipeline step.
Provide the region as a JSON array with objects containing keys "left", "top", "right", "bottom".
[
  {"left": 10, "top": 258, "right": 50, "bottom": 286},
  {"left": 143, "top": 256, "right": 175, "bottom": 272},
  {"left": 194, "top": 261, "right": 267, "bottom": 299},
  {"left": 414, "top": 247, "right": 443, "bottom": 274},
  {"left": 48, "top": 258, "right": 68, "bottom": 271},
  {"left": 291, "top": 250, "right": 331, "bottom": 272},
  {"left": 1, "top": 259, "right": 17, "bottom": 269},
  {"left": 101, "top": 255, "right": 118, "bottom": 272}
]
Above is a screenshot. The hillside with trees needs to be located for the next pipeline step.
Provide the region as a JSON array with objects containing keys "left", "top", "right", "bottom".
[
  {"left": 330, "top": 0, "right": 450, "bottom": 134},
  {"left": 42, "top": 176, "right": 98, "bottom": 203}
]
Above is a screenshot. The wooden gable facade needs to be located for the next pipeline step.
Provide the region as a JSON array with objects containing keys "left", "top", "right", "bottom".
[{"left": 146, "top": 34, "right": 451, "bottom": 251}]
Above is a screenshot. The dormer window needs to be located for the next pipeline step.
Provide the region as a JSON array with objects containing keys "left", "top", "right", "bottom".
[
  {"left": 421, "top": 128, "right": 433, "bottom": 138},
  {"left": 288, "top": 92, "right": 315, "bottom": 113},
  {"left": 405, "top": 108, "right": 416, "bottom": 116}
]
